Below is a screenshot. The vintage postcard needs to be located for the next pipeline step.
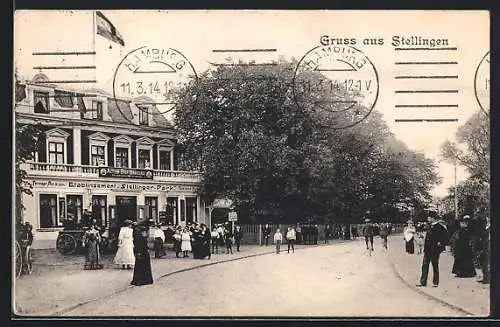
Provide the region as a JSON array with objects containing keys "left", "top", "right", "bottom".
[{"left": 13, "top": 10, "right": 490, "bottom": 317}]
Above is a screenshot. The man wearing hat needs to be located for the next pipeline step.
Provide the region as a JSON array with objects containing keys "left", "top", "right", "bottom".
[{"left": 417, "top": 216, "right": 448, "bottom": 287}]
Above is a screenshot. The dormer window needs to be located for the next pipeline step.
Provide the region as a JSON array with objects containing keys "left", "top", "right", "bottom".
[
  {"left": 138, "top": 105, "right": 149, "bottom": 126},
  {"left": 92, "top": 101, "right": 103, "bottom": 120},
  {"left": 34, "top": 91, "right": 50, "bottom": 113}
]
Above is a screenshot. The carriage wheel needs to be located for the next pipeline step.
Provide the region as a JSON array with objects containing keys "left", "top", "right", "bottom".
[
  {"left": 56, "top": 234, "right": 77, "bottom": 255},
  {"left": 15, "top": 241, "right": 22, "bottom": 279},
  {"left": 24, "top": 247, "right": 33, "bottom": 275}
]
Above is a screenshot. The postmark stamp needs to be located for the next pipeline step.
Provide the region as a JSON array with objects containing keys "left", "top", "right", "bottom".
[
  {"left": 474, "top": 51, "right": 489, "bottom": 116},
  {"left": 112, "top": 46, "right": 198, "bottom": 124},
  {"left": 293, "top": 45, "right": 379, "bottom": 129}
]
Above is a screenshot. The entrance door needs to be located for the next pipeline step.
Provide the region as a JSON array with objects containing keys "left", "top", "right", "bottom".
[
  {"left": 92, "top": 195, "right": 107, "bottom": 227},
  {"left": 115, "top": 196, "right": 137, "bottom": 227}
]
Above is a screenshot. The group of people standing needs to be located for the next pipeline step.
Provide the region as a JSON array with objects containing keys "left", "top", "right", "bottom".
[
  {"left": 262, "top": 224, "right": 319, "bottom": 246},
  {"left": 401, "top": 214, "right": 490, "bottom": 288},
  {"left": 210, "top": 223, "right": 244, "bottom": 255}
]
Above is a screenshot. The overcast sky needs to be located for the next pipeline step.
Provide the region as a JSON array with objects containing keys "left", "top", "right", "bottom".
[{"left": 14, "top": 10, "right": 490, "bottom": 197}]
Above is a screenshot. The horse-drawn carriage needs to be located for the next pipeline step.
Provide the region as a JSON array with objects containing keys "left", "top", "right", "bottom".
[{"left": 56, "top": 226, "right": 118, "bottom": 255}]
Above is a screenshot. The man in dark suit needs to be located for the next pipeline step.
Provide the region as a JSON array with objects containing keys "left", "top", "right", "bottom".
[{"left": 417, "top": 216, "right": 449, "bottom": 287}]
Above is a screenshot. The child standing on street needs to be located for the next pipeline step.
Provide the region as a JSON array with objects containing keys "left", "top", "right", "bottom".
[{"left": 274, "top": 228, "right": 283, "bottom": 254}]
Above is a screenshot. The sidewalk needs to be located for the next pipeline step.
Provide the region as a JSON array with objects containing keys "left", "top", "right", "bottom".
[
  {"left": 387, "top": 235, "right": 490, "bottom": 316},
  {"left": 13, "top": 242, "right": 333, "bottom": 316}
]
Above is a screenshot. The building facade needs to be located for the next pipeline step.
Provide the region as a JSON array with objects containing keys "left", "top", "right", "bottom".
[{"left": 15, "top": 76, "right": 205, "bottom": 249}]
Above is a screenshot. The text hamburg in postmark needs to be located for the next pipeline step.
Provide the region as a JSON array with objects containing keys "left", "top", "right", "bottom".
[
  {"left": 293, "top": 45, "right": 379, "bottom": 129},
  {"left": 113, "top": 46, "right": 198, "bottom": 123}
]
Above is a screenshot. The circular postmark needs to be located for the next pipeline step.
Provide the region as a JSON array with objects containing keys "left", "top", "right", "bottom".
[
  {"left": 474, "top": 51, "right": 490, "bottom": 116},
  {"left": 112, "top": 46, "right": 198, "bottom": 124},
  {"left": 293, "top": 45, "right": 379, "bottom": 129}
]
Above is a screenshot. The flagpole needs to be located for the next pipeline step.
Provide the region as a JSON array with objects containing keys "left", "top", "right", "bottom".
[{"left": 92, "top": 11, "right": 97, "bottom": 86}]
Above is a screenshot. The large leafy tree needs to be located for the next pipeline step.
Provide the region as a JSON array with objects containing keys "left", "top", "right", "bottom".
[{"left": 174, "top": 59, "right": 440, "bottom": 224}]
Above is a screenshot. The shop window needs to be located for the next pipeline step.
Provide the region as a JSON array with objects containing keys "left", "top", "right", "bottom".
[
  {"left": 34, "top": 91, "right": 50, "bottom": 113},
  {"left": 39, "top": 194, "right": 58, "bottom": 228},
  {"left": 48, "top": 142, "right": 64, "bottom": 164},
  {"left": 159, "top": 150, "right": 171, "bottom": 170},
  {"left": 180, "top": 199, "right": 186, "bottom": 222},
  {"left": 66, "top": 195, "right": 83, "bottom": 226},
  {"left": 145, "top": 196, "right": 158, "bottom": 222},
  {"left": 115, "top": 147, "right": 129, "bottom": 168},
  {"left": 92, "top": 195, "right": 107, "bottom": 227},
  {"left": 166, "top": 197, "right": 178, "bottom": 225},
  {"left": 91, "top": 145, "right": 106, "bottom": 166},
  {"left": 186, "top": 197, "right": 197, "bottom": 224}
]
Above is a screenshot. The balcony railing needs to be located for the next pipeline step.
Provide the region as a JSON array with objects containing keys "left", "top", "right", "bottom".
[{"left": 24, "top": 162, "right": 203, "bottom": 182}]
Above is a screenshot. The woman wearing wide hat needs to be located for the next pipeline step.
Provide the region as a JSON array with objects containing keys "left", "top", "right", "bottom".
[
  {"left": 114, "top": 219, "right": 135, "bottom": 269},
  {"left": 452, "top": 215, "right": 477, "bottom": 278}
]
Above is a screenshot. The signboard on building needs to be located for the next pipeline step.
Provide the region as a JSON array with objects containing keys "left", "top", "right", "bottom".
[
  {"left": 212, "top": 198, "right": 233, "bottom": 209},
  {"left": 31, "top": 179, "right": 198, "bottom": 192},
  {"left": 99, "top": 167, "right": 153, "bottom": 180},
  {"left": 228, "top": 211, "right": 238, "bottom": 221}
]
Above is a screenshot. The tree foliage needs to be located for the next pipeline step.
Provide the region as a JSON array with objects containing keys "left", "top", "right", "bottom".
[
  {"left": 174, "top": 60, "right": 440, "bottom": 224},
  {"left": 440, "top": 111, "right": 490, "bottom": 220},
  {"left": 15, "top": 122, "right": 44, "bottom": 225},
  {"left": 441, "top": 111, "right": 489, "bottom": 183}
]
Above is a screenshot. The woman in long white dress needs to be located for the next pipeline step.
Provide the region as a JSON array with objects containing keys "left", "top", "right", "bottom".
[
  {"left": 114, "top": 220, "right": 136, "bottom": 269},
  {"left": 180, "top": 228, "right": 192, "bottom": 258},
  {"left": 403, "top": 221, "right": 416, "bottom": 254}
]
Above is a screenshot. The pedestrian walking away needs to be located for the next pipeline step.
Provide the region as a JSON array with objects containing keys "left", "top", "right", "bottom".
[
  {"left": 362, "top": 217, "right": 375, "bottom": 253},
  {"left": 286, "top": 226, "right": 296, "bottom": 253},
  {"left": 114, "top": 219, "right": 135, "bottom": 269},
  {"left": 379, "top": 222, "right": 389, "bottom": 250},
  {"left": 131, "top": 223, "right": 153, "bottom": 286},
  {"left": 417, "top": 216, "right": 448, "bottom": 287},
  {"left": 274, "top": 228, "right": 283, "bottom": 254},
  {"left": 263, "top": 224, "right": 271, "bottom": 246}
]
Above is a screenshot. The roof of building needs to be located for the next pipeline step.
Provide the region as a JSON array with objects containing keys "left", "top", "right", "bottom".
[{"left": 18, "top": 80, "right": 173, "bottom": 129}]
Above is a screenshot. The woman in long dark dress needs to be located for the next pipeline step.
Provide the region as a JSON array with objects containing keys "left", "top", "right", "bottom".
[
  {"left": 131, "top": 225, "right": 153, "bottom": 286},
  {"left": 452, "top": 216, "right": 477, "bottom": 278}
]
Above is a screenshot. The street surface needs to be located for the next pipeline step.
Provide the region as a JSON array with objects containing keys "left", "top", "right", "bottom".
[{"left": 60, "top": 239, "right": 464, "bottom": 317}]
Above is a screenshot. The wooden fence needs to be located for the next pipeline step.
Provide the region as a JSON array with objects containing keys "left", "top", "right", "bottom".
[{"left": 236, "top": 223, "right": 406, "bottom": 245}]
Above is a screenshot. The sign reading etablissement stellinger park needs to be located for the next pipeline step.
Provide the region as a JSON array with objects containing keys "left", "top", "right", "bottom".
[{"left": 98, "top": 167, "right": 153, "bottom": 180}]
